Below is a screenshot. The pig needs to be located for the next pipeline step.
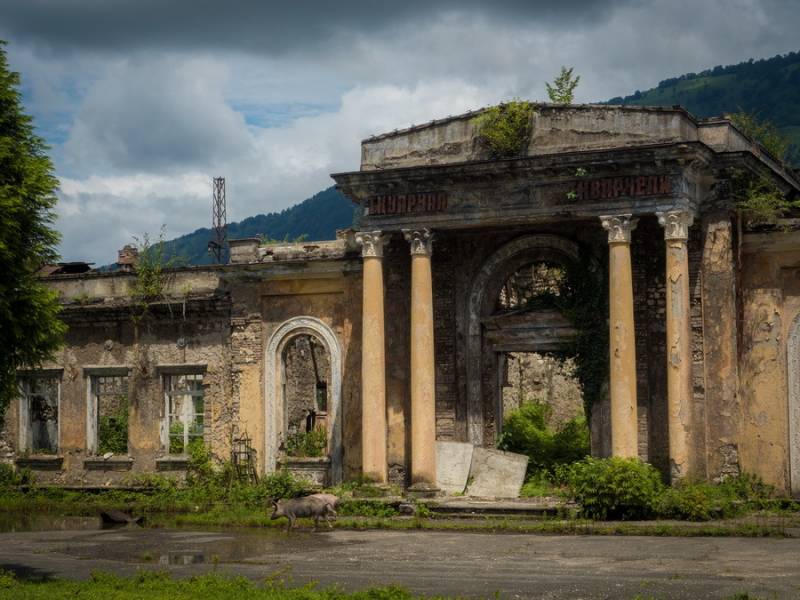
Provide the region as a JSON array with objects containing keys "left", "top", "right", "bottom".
[
  {"left": 270, "top": 495, "right": 337, "bottom": 532},
  {"left": 309, "top": 493, "right": 340, "bottom": 511}
]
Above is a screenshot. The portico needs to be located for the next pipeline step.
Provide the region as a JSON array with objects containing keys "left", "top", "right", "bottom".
[{"left": 333, "top": 103, "right": 798, "bottom": 486}]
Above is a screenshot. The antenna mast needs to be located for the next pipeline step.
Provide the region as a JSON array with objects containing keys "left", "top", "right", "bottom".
[{"left": 208, "top": 177, "right": 227, "bottom": 264}]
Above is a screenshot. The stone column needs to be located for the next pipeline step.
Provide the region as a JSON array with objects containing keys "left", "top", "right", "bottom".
[
  {"left": 657, "top": 210, "right": 695, "bottom": 482},
  {"left": 600, "top": 214, "right": 639, "bottom": 458},
  {"left": 355, "top": 231, "right": 388, "bottom": 483},
  {"left": 402, "top": 228, "right": 439, "bottom": 493}
]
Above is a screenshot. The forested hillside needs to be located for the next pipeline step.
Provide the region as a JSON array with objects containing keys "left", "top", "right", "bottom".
[
  {"left": 161, "top": 186, "right": 355, "bottom": 265},
  {"left": 608, "top": 51, "right": 800, "bottom": 163}
]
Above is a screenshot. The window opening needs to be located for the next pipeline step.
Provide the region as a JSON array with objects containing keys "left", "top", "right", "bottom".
[
  {"left": 92, "top": 375, "right": 129, "bottom": 454},
  {"left": 20, "top": 375, "right": 59, "bottom": 454},
  {"left": 164, "top": 373, "right": 205, "bottom": 454}
]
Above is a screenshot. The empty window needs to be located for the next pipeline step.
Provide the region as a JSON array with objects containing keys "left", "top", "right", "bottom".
[
  {"left": 19, "top": 374, "right": 60, "bottom": 454},
  {"left": 89, "top": 375, "right": 129, "bottom": 455},
  {"left": 164, "top": 373, "right": 205, "bottom": 454}
]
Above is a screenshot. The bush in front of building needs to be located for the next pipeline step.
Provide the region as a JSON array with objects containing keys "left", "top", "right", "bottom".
[
  {"left": 0, "top": 463, "right": 33, "bottom": 488},
  {"left": 284, "top": 427, "right": 328, "bottom": 458},
  {"left": 656, "top": 473, "right": 778, "bottom": 521},
  {"left": 498, "top": 402, "right": 590, "bottom": 477},
  {"left": 565, "top": 457, "right": 665, "bottom": 520}
]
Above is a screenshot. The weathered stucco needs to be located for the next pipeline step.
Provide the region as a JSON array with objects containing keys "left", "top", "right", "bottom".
[
  {"left": 738, "top": 230, "right": 800, "bottom": 492},
  {"left": 7, "top": 104, "right": 800, "bottom": 496}
]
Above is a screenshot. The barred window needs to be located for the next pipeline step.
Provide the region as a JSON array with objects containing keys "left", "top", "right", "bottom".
[{"left": 164, "top": 373, "right": 205, "bottom": 455}]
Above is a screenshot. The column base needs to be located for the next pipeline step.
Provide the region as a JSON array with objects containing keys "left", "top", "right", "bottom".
[{"left": 405, "top": 483, "right": 440, "bottom": 499}]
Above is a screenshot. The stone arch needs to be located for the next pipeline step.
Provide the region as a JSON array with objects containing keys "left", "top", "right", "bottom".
[
  {"left": 265, "top": 316, "right": 343, "bottom": 483},
  {"left": 787, "top": 313, "right": 800, "bottom": 496},
  {"left": 465, "top": 234, "right": 583, "bottom": 445}
]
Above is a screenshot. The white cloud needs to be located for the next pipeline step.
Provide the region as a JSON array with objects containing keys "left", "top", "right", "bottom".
[
  {"left": 55, "top": 77, "right": 500, "bottom": 263},
  {"left": 63, "top": 55, "right": 252, "bottom": 173},
  {"left": 4, "top": 0, "right": 796, "bottom": 263}
]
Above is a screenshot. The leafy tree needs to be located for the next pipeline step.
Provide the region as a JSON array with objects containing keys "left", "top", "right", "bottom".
[
  {"left": 546, "top": 66, "right": 580, "bottom": 104},
  {"left": 0, "top": 41, "right": 66, "bottom": 420},
  {"left": 727, "top": 111, "right": 790, "bottom": 162}
]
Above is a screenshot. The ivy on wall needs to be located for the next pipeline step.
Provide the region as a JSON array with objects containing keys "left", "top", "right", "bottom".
[{"left": 555, "top": 251, "right": 609, "bottom": 419}]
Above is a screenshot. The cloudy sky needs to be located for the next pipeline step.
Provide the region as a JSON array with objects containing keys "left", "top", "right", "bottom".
[{"left": 1, "top": 0, "right": 798, "bottom": 263}]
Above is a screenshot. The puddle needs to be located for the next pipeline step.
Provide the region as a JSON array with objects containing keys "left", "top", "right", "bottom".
[{"left": 159, "top": 551, "right": 206, "bottom": 565}]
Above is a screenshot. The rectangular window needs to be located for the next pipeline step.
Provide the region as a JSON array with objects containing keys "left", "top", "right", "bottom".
[
  {"left": 164, "top": 373, "right": 205, "bottom": 455},
  {"left": 19, "top": 374, "right": 60, "bottom": 454},
  {"left": 90, "top": 375, "right": 129, "bottom": 455}
]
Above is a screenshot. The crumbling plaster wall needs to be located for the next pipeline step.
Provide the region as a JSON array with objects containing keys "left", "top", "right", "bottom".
[
  {"left": 10, "top": 261, "right": 362, "bottom": 485},
  {"left": 251, "top": 270, "right": 362, "bottom": 480},
  {"left": 5, "top": 296, "right": 232, "bottom": 486},
  {"left": 738, "top": 232, "right": 800, "bottom": 492}
]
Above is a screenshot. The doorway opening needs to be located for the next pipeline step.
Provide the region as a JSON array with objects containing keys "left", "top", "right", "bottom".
[
  {"left": 281, "top": 333, "right": 330, "bottom": 458},
  {"left": 487, "top": 256, "right": 592, "bottom": 489}
]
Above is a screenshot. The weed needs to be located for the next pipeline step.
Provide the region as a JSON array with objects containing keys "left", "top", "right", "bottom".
[{"left": 472, "top": 100, "right": 535, "bottom": 158}]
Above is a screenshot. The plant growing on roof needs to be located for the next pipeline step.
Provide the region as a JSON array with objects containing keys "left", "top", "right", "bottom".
[
  {"left": 471, "top": 99, "right": 535, "bottom": 159},
  {"left": 546, "top": 66, "right": 581, "bottom": 104}
]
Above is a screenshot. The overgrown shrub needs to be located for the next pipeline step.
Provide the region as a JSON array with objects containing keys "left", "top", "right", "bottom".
[
  {"left": 472, "top": 100, "right": 535, "bottom": 158},
  {"left": 566, "top": 457, "right": 665, "bottom": 520},
  {"left": 657, "top": 473, "right": 776, "bottom": 521},
  {"left": 498, "top": 402, "right": 590, "bottom": 477},
  {"left": 0, "top": 463, "right": 32, "bottom": 488},
  {"left": 284, "top": 427, "right": 327, "bottom": 458},
  {"left": 258, "top": 470, "right": 315, "bottom": 501},
  {"left": 657, "top": 482, "right": 726, "bottom": 521},
  {"left": 97, "top": 404, "right": 128, "bottom": 455}
]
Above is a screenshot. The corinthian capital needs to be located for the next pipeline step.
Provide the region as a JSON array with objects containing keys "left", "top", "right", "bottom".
[
  {"left": 656, "top": 210, "right": 695, "bottom": 241},
  {"left": 600, "top": 214, "right": 638, "bottom": 244},
  {"left": 402, "top": 228, "right": 434, "bottom": 256},
  {"left": 355, "top": 230, "right": 387, "bottom": 258}
]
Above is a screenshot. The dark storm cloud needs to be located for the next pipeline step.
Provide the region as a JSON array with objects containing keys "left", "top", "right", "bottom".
[{"left": 0, "top": 0, "right": 642, "bottom": 55}]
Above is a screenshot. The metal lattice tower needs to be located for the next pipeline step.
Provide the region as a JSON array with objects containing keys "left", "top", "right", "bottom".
[{"left": 208, "top": 177, "right": 227, "bottom": 264}]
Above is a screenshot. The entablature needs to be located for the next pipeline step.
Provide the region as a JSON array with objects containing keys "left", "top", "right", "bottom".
[{"left": 334, "top": 142, "right": 712, "bottom": 232}]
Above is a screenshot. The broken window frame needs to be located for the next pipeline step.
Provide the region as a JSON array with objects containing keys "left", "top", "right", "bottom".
[
  {"left": 17, "top": 370, "right": 62, "bottom": 455},
  {"left": 85, "top": 368, "right": 130, "bottom": 456},
  {"left": 161, "top": 371, "right": 206, "bottom": 455}
]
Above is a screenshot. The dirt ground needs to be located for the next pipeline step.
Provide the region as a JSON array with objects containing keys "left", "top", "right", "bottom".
[{"left": 1, "top": 525, "right": 799, "bottom": 599}]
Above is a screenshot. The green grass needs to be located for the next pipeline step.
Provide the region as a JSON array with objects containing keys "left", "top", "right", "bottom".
[{"left": 0, "top": 570, "right": 439, "bottom": 600}]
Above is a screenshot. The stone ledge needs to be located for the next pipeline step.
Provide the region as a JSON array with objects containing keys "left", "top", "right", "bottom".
[
  {"left": 156, "top": 456, "right": 189, "bottom": 471},
  {"left": 15, "top": 456, "right": 63, "bottom": 471},
  {"left": 278, "top": 456, "right": 331, "bottom": 486},
  {"left": 84, "top": 457, "right": 134, "bottom": 471}
]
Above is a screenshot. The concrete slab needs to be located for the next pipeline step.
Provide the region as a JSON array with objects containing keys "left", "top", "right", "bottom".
[
  {"left": 465, "top": 447, "right": 528, "bottom": 498},
  {"left": 436, "top": 441, "right": 474, "bottom": 495}
]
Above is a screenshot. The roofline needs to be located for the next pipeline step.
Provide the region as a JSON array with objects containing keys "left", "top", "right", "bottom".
[{"left": 360, "top": 102, "right": 703, "bottom": 144}]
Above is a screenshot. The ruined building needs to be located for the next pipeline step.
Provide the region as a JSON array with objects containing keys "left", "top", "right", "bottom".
[{"left": 4, "top": 104, "right": 800, "bottom": 496}]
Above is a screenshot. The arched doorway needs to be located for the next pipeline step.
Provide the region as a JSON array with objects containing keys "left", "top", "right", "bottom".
[
  {"left": 265, "top": 317, "right": 343, "bottom": 483},
  {"left": 465, "top": 234, "right": 604, "bottom": 451},
  {"left": 787, "top": 314, "right": 800, "bottom": 496}
]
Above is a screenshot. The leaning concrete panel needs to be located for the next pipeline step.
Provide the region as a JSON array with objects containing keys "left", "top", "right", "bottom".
[
  {"left": 436, "top": 441, "right": 474, "bottom": 495},
  {"left": 466, "top": 447, "right": 528, "bottom": 498}
]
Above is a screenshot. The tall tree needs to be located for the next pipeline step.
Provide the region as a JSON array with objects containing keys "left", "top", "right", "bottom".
[
  {"left": 0, "top": 41, "right": 66, "bottom": 419},
  {"left": 546, "top": 66, "right": 580, "bottom": 104}
]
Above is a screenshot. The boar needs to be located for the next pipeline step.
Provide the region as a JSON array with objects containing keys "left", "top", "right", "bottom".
[
  {"left": 270, "top": 495, "right": 337, "bottom": 531},
  {"left": 309, "top": 493, "right": 340, "bottom": 511}
]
